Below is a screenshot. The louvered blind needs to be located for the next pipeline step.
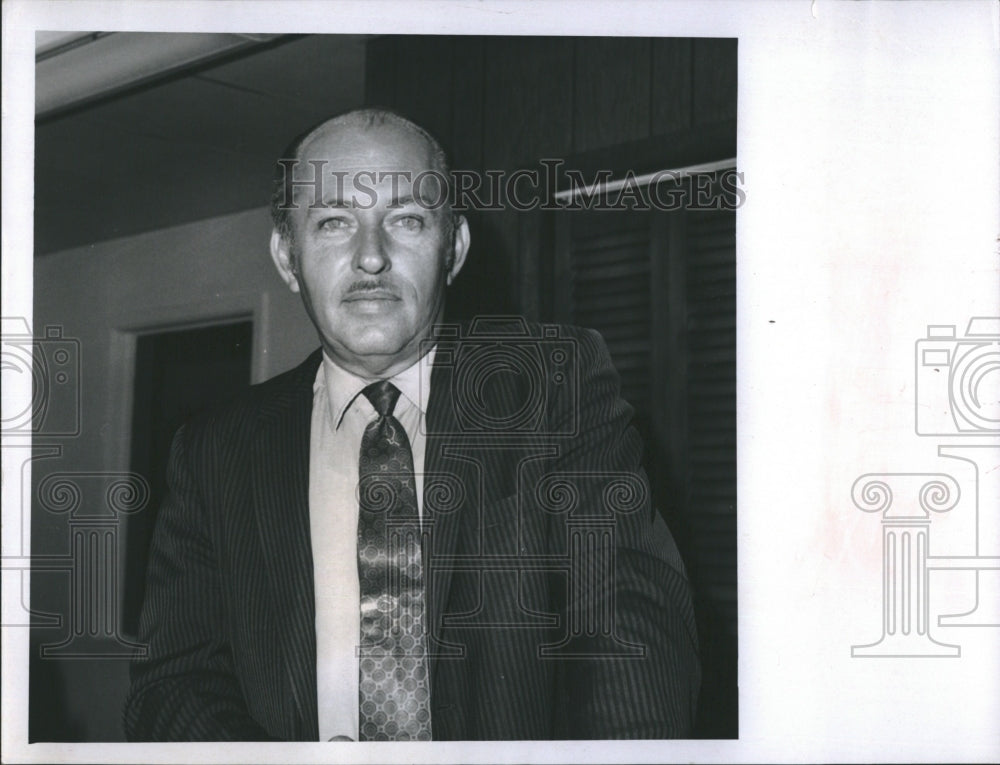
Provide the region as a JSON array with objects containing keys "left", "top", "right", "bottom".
[
  {"left": 556, "top": 195, "right": 737, "bottom": 638},
  {"left": 684, "top": 209, "right": 737, "bottom": 633},
  {"left": 569, "top": 211, "right": 652, "bottom": 413}
]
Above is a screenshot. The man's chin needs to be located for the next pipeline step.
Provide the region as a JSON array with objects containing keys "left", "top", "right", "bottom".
[
  {"left": 345, "top": 342, "right": 404, "bottom": 360},
  {"left": 326, "top": 331, "right": 413, "bottom": 370},
  {"left": 339, "top": 323, "right": 403, "bottom": 351},
  {"left": 321, "top": 314, "right": 439, "bottom": 373}
]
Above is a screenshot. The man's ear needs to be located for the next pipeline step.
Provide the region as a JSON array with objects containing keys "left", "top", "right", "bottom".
[
  {"left": 446, "top": 215, "right": 471, "bottom": 286},
  {"left": 270, "top": 229, "right": 300, "bottom": 293}
]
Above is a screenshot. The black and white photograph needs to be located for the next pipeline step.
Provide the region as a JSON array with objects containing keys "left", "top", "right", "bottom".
[{"left": 26, "top": 29, "right": 737, "bottom": 743}]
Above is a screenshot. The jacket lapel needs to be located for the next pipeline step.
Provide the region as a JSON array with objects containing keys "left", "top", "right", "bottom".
[{"left": 250, "top": 350, "right": 322, "bottom": 741}]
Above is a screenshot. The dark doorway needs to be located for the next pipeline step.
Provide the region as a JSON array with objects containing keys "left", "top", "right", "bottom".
[{"left": 122, "top": 320, "right": 254, "bottom": 635}]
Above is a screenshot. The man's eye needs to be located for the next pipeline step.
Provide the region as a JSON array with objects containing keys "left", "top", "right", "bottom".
[
  {"left": 318, "top": 217, "right": 350, "bottom": 231},
  {"left": 393, "top": 215, "right": 424, "bottom": 232}
]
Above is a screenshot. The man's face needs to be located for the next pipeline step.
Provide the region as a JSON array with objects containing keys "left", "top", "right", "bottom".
[{"left": 270, "top": 122, "right": 469, "bottom": 378}]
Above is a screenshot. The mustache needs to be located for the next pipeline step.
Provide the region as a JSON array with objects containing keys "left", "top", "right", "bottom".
[{"left": 343, "top": 279, "right": 400, "bottom": 297}]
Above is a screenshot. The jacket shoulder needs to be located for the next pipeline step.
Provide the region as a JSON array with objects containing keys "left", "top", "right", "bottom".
[
  {"left": 178, "top": 348, "right": 322, "bottom": 444},
  {"left": 445, "top": 318, "right": 606, "bottom": 357}
]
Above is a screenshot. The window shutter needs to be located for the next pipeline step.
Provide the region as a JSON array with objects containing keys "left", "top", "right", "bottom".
[
  {"left": 684, "top": 208, "right": 737, "bottom": 631},
  {"left": 567, "top": 209, "right": 652, "bottom": 413},
  {"left": 552, "top": 194, "right": 737, "bottom": 637}
]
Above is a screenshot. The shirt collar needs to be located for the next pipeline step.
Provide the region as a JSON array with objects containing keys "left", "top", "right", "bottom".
[{"left": 317, "top": 345, "right": 436, "bottom": 429}]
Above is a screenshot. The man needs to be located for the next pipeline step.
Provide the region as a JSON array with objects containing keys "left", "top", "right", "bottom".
[{"left": 123, "top": 108, "right": 700, "bottom": 741}]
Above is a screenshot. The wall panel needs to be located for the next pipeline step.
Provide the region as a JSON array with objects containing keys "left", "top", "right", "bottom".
[
  {"left": 390, "top": 35, "right": 455, "bottom": 151},
  {"left": 651, "top": 37, "right": 694, "bottom": 134},
  {"left": 573, "top": 37, "right": 652, "bottom": 152},
  {"left": 693, "top": 38, "right": 738, "bottom": 125}
]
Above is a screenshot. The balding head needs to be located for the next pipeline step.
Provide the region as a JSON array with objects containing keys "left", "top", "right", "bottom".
[{"left": 270, "top": 108, "right": 453, "bottom": 244}]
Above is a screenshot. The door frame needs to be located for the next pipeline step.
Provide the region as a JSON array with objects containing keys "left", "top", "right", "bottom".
[{"left": 105, "top": 292, "right": 266, "bottom": 632}]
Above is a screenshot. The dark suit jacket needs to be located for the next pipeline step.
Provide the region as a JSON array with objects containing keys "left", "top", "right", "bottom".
[{"left": 123, "top": 321, "right": 700, "bottom": 740}]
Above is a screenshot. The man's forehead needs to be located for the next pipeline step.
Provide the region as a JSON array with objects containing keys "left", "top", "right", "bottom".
[
  {"left": 287, "top": 168, "right": 447, "bottom": 208},
  {"left": 283, "top": 120, "right": 449, "bottom": 212},
  {"left": 297, "top": 122, "right": 435, "bottom": 172}
]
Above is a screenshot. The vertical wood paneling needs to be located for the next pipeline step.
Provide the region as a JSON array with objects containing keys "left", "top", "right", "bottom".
[
  {"left": 482, "top": 37, "right": 574, "bottom": 170},
  {"left": 517, "top": 210, "right": 544, "bottom": 321},
  {"left": 451, "top": 36, "right": 485, "bottom": 171},
  {"left": 692, "top": 39, "right": 738, "bottom": 125},
  {"left": 447, "top": 36, "right": 490, "bottom": 321},
  {"left": 364, "top": 36, "right": 397, "bottom": 106},
  {"left": 391, "top": 36, "right": 455, "bottom": 151},
  {"left": 651, "top": 38, "right": 693, "bottom": 135},
  {"left": 445, "top": 207, "right": 518, "bottom": 321},
  {"left": 482, "top": 36, "right": 573, "bottom": 317},
  {"left": 551, "top": 211, "right": 574, "bottom": 324},
  {"left": 573, "top": 38, "right": 651, "bottom": 153},
  {"left": 488, "top": 208, "right": 523, "bottom": 316}
]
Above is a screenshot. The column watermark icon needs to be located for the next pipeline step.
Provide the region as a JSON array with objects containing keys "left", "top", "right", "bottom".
[{"left": 852, "top": 317, "right": 1000, "bottom": 658}]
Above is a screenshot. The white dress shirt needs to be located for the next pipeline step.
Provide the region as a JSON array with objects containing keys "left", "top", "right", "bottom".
[{"left": 308, "top": 347, "right": 434, "bottom": 742}]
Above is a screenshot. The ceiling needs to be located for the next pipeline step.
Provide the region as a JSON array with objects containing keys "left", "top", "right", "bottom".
[{"left": 34, "top": 33, "right": 369, "bottom": 255}]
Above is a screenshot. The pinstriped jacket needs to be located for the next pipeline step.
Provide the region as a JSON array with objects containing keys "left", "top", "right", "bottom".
[{"left": 123, "top": 321, "right": 700, "bottom": 740}]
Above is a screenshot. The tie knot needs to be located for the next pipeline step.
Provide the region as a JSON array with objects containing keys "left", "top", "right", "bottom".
[{"left": 362, "top": 380, "right": 400, "bottom": 418}]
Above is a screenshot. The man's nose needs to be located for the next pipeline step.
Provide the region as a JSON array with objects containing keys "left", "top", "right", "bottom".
[{"left": 353, "top": 226, "right": 390, "bottom": 274}]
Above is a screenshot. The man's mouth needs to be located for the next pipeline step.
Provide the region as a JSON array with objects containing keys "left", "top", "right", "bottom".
[{"left": 342, "top": 289, "right": 400, "bottom": 302}]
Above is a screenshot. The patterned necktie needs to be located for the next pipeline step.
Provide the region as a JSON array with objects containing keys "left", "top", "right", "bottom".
[{"left": 357, "top": 380, "right": 432, "bottom": 741}]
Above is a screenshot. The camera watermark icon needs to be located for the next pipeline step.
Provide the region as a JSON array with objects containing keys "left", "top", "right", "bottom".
[
  {"left": 852, "top": 316, "right": 1000, "bottom": 659},
  {"left": 421, "top": 317, "right": 579, "bottom": 437},
  {"left": 1, "top": 317, "right": 81, "bottom": 437},
  {"left": 915, "top": 317, "right": 1000, "bottom": 436},
  {"left": 935, "top": 444, "right": 1000, "bottom": 627}
]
